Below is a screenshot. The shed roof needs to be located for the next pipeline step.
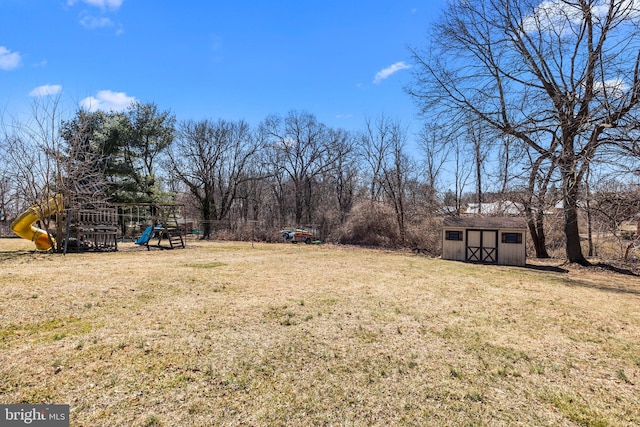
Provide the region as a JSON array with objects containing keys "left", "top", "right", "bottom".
[{"left": 442, "top": 216, "right": 527, "bottom": 229}]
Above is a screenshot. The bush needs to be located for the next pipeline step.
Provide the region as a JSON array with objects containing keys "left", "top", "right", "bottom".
[
  {"left": 404, "top": 217, "right": 443, "bottom": 256},
  {"left": 334, "top": 202, "right": 399, "bottom": 247}
]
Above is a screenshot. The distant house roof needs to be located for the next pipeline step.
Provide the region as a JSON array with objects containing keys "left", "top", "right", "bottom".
[
  {"left": 435, "top": 206, "right": 459, "bottom": 215},
  {"left": 554, "top": 199, "right": 588, "bottom": 210},
  {"left": 465, "top": 201, "right": 523, "bottom": 215},
  {"left": 443, "top": 216, "right": 527, "bottom": 229}
]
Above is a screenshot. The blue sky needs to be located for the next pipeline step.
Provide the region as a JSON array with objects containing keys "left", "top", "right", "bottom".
[{"left": 1, "top": 0, "right": 445, "bottom": 138}]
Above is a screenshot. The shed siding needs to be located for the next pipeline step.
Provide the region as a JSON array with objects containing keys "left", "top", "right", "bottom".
[
  {"left": 497, "top": 229, "right": 526, "bottom": 266},
  {"left": 442, "top": 228, "right": 466, "bottom": 261},
  {"left": 442, "top": 218, "right": 526, "bottom": 266}
]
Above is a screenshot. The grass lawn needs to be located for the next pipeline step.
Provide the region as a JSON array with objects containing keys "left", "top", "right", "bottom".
[{"left": 1, "top": 238, "right": 639, "bottom": 426}]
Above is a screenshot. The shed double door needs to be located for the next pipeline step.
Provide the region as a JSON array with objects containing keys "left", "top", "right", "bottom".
[{"left": 466, "top": 229, "right": 498, "bottom": 263}]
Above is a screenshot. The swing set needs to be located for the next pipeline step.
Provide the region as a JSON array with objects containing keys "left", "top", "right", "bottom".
[{"left": 117, "top": 203, "right": 186, "bottom": 250}]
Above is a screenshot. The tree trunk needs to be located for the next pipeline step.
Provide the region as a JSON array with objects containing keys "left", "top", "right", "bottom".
[
  {"left": 474, "top": 134, "right": 483, "bottom": 210},
  {"left": 534, "top": 209, "right": 550, "bottom": 258},
  {"left": 201, "top": 199, "right": 212, "bottom": 240},
  {"left": 294, "top": 181, "right": 304, "bottom": 226},
  {"left": 585, "top": 167, "right": 595, "bottom": 257},
  {"left": 562, "top": 170, "right": 589, "bottom": 265},
  {"left": 586, "top": 196, "right": 595, "bottom": 257},
  {"left": 305, "top": 177, "right": 314, "bottom": 225},
  {"left": 525, "top": 207, "right": 550, "bottom": 258}
]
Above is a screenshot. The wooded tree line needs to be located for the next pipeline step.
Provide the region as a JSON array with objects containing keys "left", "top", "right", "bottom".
[
  {"left": 1, "top": 0, "right": 640, "bottom": 263},
  {"left": 1, "top": 95, "right": 638, "bottom": 259},
  {"left": 0, "top": 100, "right": 433, "bottom": 248}
]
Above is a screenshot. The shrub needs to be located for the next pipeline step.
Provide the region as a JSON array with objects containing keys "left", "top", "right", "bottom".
[
  {"left": 404, "top": 217, "right": 443, "bottom": 256},
  {"left": 334, "top": 202, "right": 399, "bottom": 247}
]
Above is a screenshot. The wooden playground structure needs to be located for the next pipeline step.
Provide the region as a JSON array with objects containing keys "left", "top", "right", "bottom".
[
  {"left": 47, "top": 200, "right": 187, "bottom": 253},
  {"left": 119, "top": 203, "right": 186, "bottom": 250},
  {"left": 8, "top": 173, "right": 190, "bottom": 252},
  {"left": 63, "top": 202, "right": 120, "bottom": 253}
]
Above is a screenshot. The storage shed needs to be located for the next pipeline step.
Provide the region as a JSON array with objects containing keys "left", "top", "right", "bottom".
[{"left": 442, "top": 217, "right": 527, "bottom": 266}]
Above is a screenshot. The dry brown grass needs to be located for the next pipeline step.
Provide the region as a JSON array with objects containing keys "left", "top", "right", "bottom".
[{"left": 1, "top": 238, "right": 639, "bottom": 426}]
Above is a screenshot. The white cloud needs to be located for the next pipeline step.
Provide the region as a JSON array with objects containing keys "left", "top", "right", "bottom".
[
  {"left": 68, "top": 0, "right": 123, "bottom": 11},
  {"left": 80, "top": 90, "right": 135, "bottom": 112},
  {"left": 373, "top": 61, "right": 411, "bottom": 84},
  {"left": 522, "top": 0, "right": 583, "bottom": 33},
  {"left": 80, "top": 15, "right": 114, "bottom": 29},
  {"left": 336, "top": 114, "right": 354, "bottom": 120},
  {"left": 29, "top": 85, "right": 63, "bottom": 97},
  {"left": 594, "top": 78, "right": 630, "bottom": 98},
  {"left": 522, "top": 0, "right": 640, "bottom": 33},
  {"left": 70, "top": 0, "right": 123, "bottom": 32},
  {"left": 0, "top": 46, "right": 22, "bottom": 71}
]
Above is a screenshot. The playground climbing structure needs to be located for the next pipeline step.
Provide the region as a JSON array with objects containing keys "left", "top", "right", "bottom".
[
  {"left": 64, "top": 201, "right": 119, "bottom": 252},
  {"left": 10, "top": 190, "right": 186, "bottom": 252}
]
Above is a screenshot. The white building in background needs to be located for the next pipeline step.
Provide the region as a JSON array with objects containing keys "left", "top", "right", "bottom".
[{"left": 464, "top": 201, "right": 524, "bottom": 216}]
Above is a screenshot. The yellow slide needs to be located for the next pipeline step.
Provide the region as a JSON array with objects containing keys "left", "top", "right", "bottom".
[{"left": 10, "top": 194, "right": 63, "bottom": 251}]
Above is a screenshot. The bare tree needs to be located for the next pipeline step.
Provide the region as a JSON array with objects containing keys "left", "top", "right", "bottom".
[
  {"left": 1, "top": 96, "right": 67, "bottom": 249},
  {"left": 360, "top": 114, "right": 395, "bottom": 201},
  {"left": 260, "top": 111, "right": 338, "bottom": 226},
  {"left": 0, "top": 152, "right": 18, "bottom": 236},
  {"left": 522, "top": 147, "right": 558, "bottom": 258},
  {"left": 466, "top": 116, "right": 493, "bottom": 211},
  {"left": 417, "top": 122, "right": 450, "bottom": 208},
  {"left": 167, "top": 119, "right": 261, "bottom": 239},
  {"left": 325, "top": 128, "right": 359, "bottom": 224},
  {"left": 588, "top": 177, "right": 640, "bottom": 259},
  {"left": 410, "top": 0, "right": 640, "bottom": 265},
  {"left": 360, "top": 114, "right": 414, "bottom": 243},
  {"left": 381, "top": 128, "right": 413, "bottom": 244},
  {"left": 451, "top": 135, "right": 473, "bottom": 214},
  {"left": 59, "top": 110, "right": 114, "bottom": 207},
  {"left": 497, "top": 134, "right": 523, "bottom": 194}
]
